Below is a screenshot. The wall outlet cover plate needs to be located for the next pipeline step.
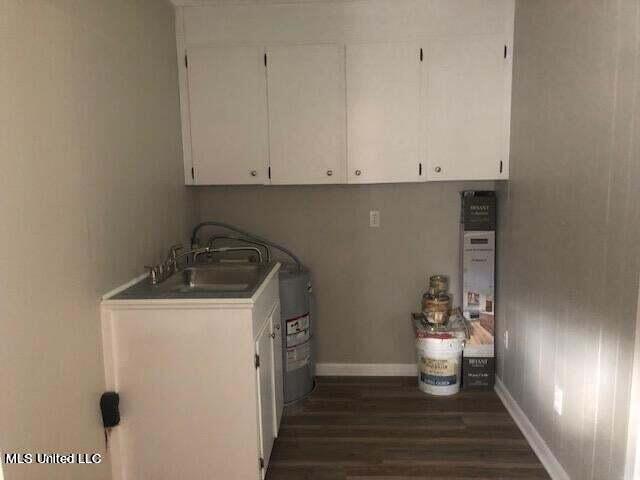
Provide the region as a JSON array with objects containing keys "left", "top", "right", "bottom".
[
  {"left": 554, "top": 385, "right": 563, "bottom": 415},
  {"left": 369, "top": 210, "right": 380, "bottom": 228}
]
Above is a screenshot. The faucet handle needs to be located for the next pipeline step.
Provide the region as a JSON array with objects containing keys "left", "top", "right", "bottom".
[
  {"left": 145, "top": 265, "right": 159, "bottom": 284},
  {"left": 169, "top": 244, "right": 183, "bottom": 259},
  {"left": 166, "top": 244, "right": 183, "bottom": 272}
]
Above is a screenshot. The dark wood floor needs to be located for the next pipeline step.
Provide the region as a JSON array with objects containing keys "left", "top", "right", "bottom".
[{"left": 266, "top": 376, "right": 550, "bottom": 480}]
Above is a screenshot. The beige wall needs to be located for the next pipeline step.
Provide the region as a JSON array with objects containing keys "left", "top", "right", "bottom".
[
  {"left": 195, "top": 181, "right": 492, "bottom": 364},
  {"left": 0, "top": 1, "right": 192, "bottom": 479},
  {"left": 497, "top": 1, "right": 640, "bottom": 479}
]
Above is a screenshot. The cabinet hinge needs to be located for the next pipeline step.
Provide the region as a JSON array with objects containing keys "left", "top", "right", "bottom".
[
  {"left": 420, "top": 48, "right": 423, "bottom": 62},
  {"left": 259, "top": 457, "right": 265, "bottom": 469},
  {"left": 264, "top": 53, "right": 267, "bottom": 67},
  {"left": 254, "top": 354, "right": 260, "bottom": 368},
  {"left": 185, "top": 54, "right": 188, "bottom": 68},
  {"left": 419, "top": 162, "right": 423, "bottom": 176},
  {"left": 499, "top": 160, "right": 504, "bottom": 173},
  {"left": 268, "top": 166, "right": 271, "bottom": 179},
  {"left": 191, "top": 167, "right": 195, "bottom": 180},
  {"left": 504, "top": 45, "right": 507, "bottom": 59}
]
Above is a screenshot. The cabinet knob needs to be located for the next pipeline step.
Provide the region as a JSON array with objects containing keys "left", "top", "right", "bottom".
[
  {"left": 326, "top": 169, "right": 333, "bottom": 176},
  {"left": 269, "top": 332, "right": 276, "bottom": 339},
  {"left": 355, "top": 170, "right": 362, "bottom": 176},
  {"left": 434, "top": 166, "right": 442, "bottom": 173},
  {"left": 250, "top": 170, "right": 257, "bottom": 177}
]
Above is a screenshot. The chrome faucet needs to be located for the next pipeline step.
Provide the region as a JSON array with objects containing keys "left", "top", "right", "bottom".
[
  {"left": 145, "top": 244, "right": 184, "bottom": 285},
  {"left": 207, "top": 235, "right": 271, "bottom": 263},
  {"left": 145, "top": 241, "right": 269, "bottom": 286}
]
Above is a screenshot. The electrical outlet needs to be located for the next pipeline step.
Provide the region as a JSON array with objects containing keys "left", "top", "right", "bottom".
[
  {"left": 369, "top": 210, "right": 380, "bottom": 228},
  {"left": 504, "top": 330, "right": 509, "bottom": 350},
  {"left": 554, "top": 385, "right": 563, "bottom": 415}
]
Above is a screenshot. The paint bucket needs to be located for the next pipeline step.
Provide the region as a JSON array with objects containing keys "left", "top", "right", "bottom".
[{"left": 416, "top": 334, "right": 464, "bottom": 396}]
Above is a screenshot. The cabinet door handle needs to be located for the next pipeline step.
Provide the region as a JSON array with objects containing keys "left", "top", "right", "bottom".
[
  {"left": 269, "top": 333, "right": 276, "bottom": 339},
  {"left": 250, "top": 170, "right": 258, "bottom": 177},
  {"left": 326, "top": 169, "right": 333, "bottom": 176},
  {"left": 355, "top": 169, "right": 362, "bottom": 176},
  {"left": 275, "top": 324, "right": 280, "bottom": 330},
  {"left": 434, "top": 166, "right": 442, "bottom": 173}
]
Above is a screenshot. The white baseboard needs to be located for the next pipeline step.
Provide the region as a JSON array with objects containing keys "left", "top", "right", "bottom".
[
  {"left": 316, "top": 363, "right": 417, "bottom": 376},
  {"left": 495, "top": 376, "right": 570, "bottom": 480}
]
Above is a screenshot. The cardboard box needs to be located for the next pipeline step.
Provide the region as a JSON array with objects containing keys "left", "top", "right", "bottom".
[
  {"left": 462, "top": 231, "right": 495, "bottom": 319},
  {"left": 460, "top": 190, "right": 496, "bottom": 231},
  {"left": 460, "top": 191, "right": 496, "bottom": 389},
  {"left": 463, "top": 317, "right": 495, "bottom": 389},
  {"left": 462, "top": 355, "right": 495, "bottom": 389}
]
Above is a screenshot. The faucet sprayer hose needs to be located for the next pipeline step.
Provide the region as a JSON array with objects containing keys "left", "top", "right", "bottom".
[{"left": 191, "top": 221, "right": 303, "bottom": 271}]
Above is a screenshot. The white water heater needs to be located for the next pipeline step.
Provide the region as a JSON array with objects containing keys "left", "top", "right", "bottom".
[{"left": 279, "top": 263, "right": 315, "bottom": 403}]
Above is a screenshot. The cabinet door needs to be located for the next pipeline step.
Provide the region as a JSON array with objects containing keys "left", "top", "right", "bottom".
[
  {"left": 267, "top": 45, "right": 347, "bottom": 184},
  {"left": 256, "top": 317, "right": 276, "bottom": 476},
  {"left": 187, "top": 46, "right": 269, "bottom": 185},
  {"left": 346, "top": 43, "right": 424, "bottom": 184},
  {"left": 270, "top": 304, "right": 284, "bottom": 433},
  {"left": 425, "top": 35, "right": 511, "bottom": 181}
]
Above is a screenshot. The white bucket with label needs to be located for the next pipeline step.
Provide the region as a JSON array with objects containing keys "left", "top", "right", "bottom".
[{"left": 416, "top": 334, "right": 464, "bottom": 396}]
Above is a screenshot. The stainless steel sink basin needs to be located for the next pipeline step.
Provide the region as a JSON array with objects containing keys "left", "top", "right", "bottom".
[{"left": 157, "top": 263, "right": 266, "bottom": 293}]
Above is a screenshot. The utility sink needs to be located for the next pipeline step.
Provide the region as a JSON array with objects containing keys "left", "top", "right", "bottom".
[
  {"left": 158, "top": 263, "right": 265, "bottom": 293},
  {"left": 111, "top": 262, "right": 277, "bottom": 300}
]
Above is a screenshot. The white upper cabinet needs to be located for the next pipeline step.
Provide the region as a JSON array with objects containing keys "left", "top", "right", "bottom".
[
  {"left": 175, "top": 1, "right": 515, "bottom": 185},
  {"left": 267, "top": 45, "right": 347, "bottom": 184},
  {"left": 425, "top": 35, "right": 512, "bottom": 181},
  {"left": 187, "top": 46, "right": 269, "bottom": 185},
  {"left": 346, "top": 43, "right": 424, "bottom": 184}
]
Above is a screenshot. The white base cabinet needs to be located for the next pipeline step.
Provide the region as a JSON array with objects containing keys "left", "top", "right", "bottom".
[
  {"left": 255, "top": 302, "right": 282, "bottom": 477},
  {"left": 101, "top": 265, "right": 283, "bottom": 480}
]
